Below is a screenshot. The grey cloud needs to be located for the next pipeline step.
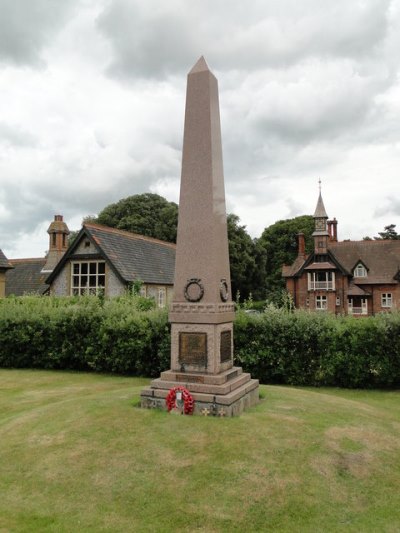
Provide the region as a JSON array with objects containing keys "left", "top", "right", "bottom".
[
  {"left": 0, "top": 0, "right": 77, "bottom": 66},
  {"left": 97, "top": 1, "right": 195, "bottom": 80},
  {"left": 374, "top": 198, "right": 400, "bottom": 218},
  {"left": 0, "top": 168, "right": 155, "bottom": 253},
  {"left": 0, "top": 122, "right": 38, "bottom": 147},
  {"left": 96, "top": 0, "right": 392, "bottom": 80}
]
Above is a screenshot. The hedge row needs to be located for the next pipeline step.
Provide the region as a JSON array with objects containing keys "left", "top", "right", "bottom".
[
  {"left": 234, "top": 309, "right": 400, "bottom": 388},
  {"left": 0, "top": 296, "right": 170, "bottom": 377},
  {"left": 1, "top": 296, "right": 400, "bottom": 388}
]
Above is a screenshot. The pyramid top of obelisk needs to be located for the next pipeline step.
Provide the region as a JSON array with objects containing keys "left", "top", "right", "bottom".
[{"left": 188, "top": 56, "right": 210, "bottom": 74}]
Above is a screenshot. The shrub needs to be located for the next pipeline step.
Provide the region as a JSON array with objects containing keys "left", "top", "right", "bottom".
[{"left": 1, "top": 296, "right": 399, "bottom": 388}]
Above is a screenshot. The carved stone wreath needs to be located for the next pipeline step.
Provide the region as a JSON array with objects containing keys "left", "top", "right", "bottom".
[
  {"left": 220, "top": 279, "right": 229, "bottom": 302},
  {"left": 184, "top": 278, "right": 204, "bottom": 302}
]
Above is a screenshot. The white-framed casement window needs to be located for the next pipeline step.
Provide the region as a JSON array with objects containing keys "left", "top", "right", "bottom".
[
  {"left": 315, "top": 295, "right": 328, "bottom": 310},
  {"left": 308, "top": 271, "right": 335, "bottom": 290},
  {"left": 381, "top": 293, "right": 392, "bottom": 308},
  {"left": 158, "top": 287, "right": 166, "bottom": 308},
  {"left": 71, "top": 261, "right": 106, "bottom": 296},
  {"left": 353, "top": 263, "right": 367, "bottom": 277}
]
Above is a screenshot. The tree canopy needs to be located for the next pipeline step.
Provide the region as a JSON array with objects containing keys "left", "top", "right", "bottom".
[
  {"left": 96, "top": 193, "right": 179, "bottom": 243},
  {"left": 375, "top": 224, "right": 400, "bottom": 240},
  {"left": 227, "top": 214, "right": 261, "bottom": 301},
  {"left": 257, "top": 215, "right": 314, "bottom": 298}
]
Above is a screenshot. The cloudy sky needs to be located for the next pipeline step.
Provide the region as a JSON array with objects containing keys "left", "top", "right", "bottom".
[{"left": 1, "top": 0, "right": 400, "bottom": 258}]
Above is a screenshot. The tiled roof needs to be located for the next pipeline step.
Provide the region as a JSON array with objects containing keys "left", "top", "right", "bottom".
[
  {"left": 282, "top": 256, "right": 307, "bottom": 277},
  {"left": 5, "top": 258, "right": 48, "bottom": 296},
  {"left": 329, "top": 240, "right": 400, "bottom": 284},
  {"left": 304, "top": 261, "right": 336, "bottom": 270},
  {"left": 48, "top": 223, "right": 176, "bottom": 286},
  {"left": 347, "top": 281, "right": 371, "bottom": 296},
  {"left": 0, "top": 249, "right": 13, "bottom": 270}
]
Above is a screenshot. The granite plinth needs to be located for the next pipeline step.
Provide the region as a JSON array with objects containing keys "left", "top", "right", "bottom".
[{"left": 140, "top": 366, "right": 259, "bottom": 416}]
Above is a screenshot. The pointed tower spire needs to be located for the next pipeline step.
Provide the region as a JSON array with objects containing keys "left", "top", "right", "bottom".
[
  {"left": 312, "top": 180, "right": 329, "bottom": 253},
  {"left": 313, "top": 180, "right": 328, "bottom": 218}
]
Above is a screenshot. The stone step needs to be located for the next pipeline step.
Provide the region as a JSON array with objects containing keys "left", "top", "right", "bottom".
[
  {"left": 150, "top": 371, "right": 251, "bottom": 396},
  {"left": 141, "top": 378, "right": 259, "bottom": 406},
  {"left": 160, "top": 366, "right": 243, "bottom": 386}
]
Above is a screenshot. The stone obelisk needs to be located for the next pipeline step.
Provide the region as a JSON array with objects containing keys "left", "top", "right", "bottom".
[{"left": 141, "top": 57, "right": 259, "bottom": 416}]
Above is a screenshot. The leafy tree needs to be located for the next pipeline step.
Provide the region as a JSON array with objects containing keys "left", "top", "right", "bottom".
[
  {"left": 257, "top": 215, "right": 314, "bottom": 298},
  {"left": 227, "top": 214, "right": 261, "bottom": 301},
  {"left": 375, "top": 224, "right": 400, "bottom": 240},
  {"left": 96, "top": 193, "right": 179, "bottom": 243}
]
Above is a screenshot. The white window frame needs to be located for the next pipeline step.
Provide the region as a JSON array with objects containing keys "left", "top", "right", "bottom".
[
  {"left": 308, "top": 271, "right": 335, "bottom": 291},
  {"left": 381, "top": 293, "right": 392, "bottom": 308},
  {"left": 354, "top": 263, "right": 367, "bottom": 277},
  {"left": 315, "top": 295, "right": 327, "bottom": 310},
  {"left": 71, "top": 260, "right": 106, "bottom": 296}
]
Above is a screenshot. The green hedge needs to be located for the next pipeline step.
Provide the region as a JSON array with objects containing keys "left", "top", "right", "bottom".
[
  {"left": 1, "top": 296, "right": 400, "bottom": 388},
  {"left": 234, "top": 309, "right": 400, "bottom": 388},
  {"left": 0, "top": 296, "right": 170, "bottom": 377}
]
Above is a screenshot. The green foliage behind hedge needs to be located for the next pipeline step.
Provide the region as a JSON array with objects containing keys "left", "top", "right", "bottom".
[{"left": 1, "top": 296, "right": 400, "bottom": 388}]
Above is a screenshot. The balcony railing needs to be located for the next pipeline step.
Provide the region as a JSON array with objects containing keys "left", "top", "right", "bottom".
[
  {"left": 308, "top": 281, "right": 334, "bottom": 290},
  {"left": 348, "top": 306, "right": 368, "bottom": 315}
]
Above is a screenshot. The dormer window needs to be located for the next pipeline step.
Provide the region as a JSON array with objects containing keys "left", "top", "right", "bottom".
[{"left": 354, "top": 263, "right": 367, "bottom": 278}]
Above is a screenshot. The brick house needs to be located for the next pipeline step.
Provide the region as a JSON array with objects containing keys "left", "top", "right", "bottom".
[
  {"left": 282, "top": 191, "right": 400, "bottom": 315},
  {"left": 46, "top": 222, "right": 175, "bottom": 307}
]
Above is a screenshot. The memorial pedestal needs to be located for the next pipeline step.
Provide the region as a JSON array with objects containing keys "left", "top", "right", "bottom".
[{"left": 141, "top": 367, "right": 259, "bottom": 416}]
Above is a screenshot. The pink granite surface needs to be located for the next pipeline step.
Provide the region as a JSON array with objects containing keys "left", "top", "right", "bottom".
[{"left": 170, "top": 56, "right": 234, "bottom": 324}]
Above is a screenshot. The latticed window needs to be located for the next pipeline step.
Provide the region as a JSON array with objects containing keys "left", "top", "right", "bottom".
[
  {"left": 381, "top": 293, "right": 392, "bottom": 308},
  {"left": 315, "top": 295, "right": 327, "bottom": 310},
  {"left": 71, "top": 261, "right": 105, "bottom": 295}
]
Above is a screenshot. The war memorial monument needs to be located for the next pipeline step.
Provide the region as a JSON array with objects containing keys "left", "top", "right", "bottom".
[{"left": 141, "top": 57, "right": 259, "bottom": 416}]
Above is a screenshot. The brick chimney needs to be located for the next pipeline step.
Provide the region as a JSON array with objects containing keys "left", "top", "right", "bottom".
[
  {"left": 297, "top": 232, "right": 306, "bottom": 258},
  {"left": 332, "top": 218, "right": 338, "bottom": 242},
  {"left": 41, "top": 215, "right": 70, "bottom": 273}
]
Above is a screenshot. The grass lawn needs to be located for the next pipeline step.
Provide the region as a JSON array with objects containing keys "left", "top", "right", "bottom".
[{"left": 0, "top": 370, "right": 399, "bottom": 532}]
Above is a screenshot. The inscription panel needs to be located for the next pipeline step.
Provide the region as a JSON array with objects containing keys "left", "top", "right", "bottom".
[
  {"left": 179, "top": 332, "right": 207, "bottom": 367},
  {"left": 220, "top": 330, "right": 232, "bottom": 363}
]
